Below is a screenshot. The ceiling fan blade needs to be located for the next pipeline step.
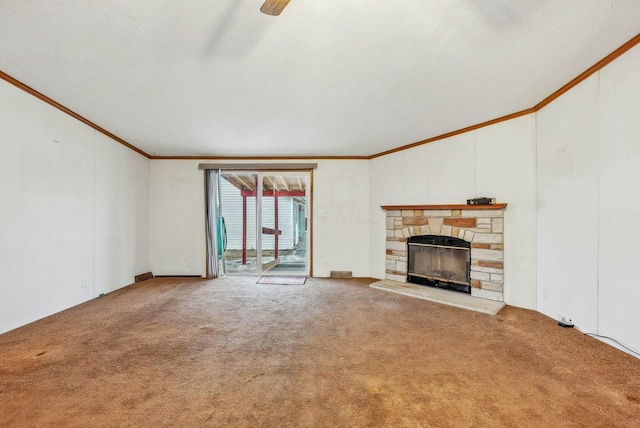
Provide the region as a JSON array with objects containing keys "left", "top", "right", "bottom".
[{"left": 260, "top": 0, "right": 291, "bottom": 16}]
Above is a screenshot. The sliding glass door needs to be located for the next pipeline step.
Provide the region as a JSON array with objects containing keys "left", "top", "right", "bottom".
[
  {"left": 218, "top": 171, "right": 310, "bottom": 276},
  {"left": 219, "top": 173, "right": 258, "bottom": 275},
  {"left": 259, "top": 173, "right": 308, "bottom": 275}
]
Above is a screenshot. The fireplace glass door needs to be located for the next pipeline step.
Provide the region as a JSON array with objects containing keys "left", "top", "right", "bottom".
[
  {"left": 407, "top": 235, "right": 471, "bottom": 293},
  {"left": 409, "top": 244, "right": 469, "bottom": 284}
]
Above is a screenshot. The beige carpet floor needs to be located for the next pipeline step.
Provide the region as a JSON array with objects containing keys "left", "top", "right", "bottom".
[{"left": 0, "top": 277, "right": 639, "bottom": 427}]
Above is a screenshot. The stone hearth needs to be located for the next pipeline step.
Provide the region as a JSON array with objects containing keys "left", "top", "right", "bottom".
[{"left": 382, "top": 204, "right": 507, "bottom": 302}]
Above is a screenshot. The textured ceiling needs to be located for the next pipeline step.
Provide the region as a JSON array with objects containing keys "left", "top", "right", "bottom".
[{"left": 0, "top": 1, "right": 639, "bottom": 157}]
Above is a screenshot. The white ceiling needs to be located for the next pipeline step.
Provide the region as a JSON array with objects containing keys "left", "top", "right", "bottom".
[{"left": 0, "top": 1, "right": 638, "bottom": 157}]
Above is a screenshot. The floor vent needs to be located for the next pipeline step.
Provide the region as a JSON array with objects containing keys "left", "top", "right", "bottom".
[
  {"left": 135, "top": 272, "right": 154, "bottom": 282},
  {"left": 330, "top": 271, "right": 352, "bottom": 279}
]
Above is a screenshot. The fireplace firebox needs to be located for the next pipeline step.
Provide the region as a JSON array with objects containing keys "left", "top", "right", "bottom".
[{"left": 407, "top": 235, "right": 471, "bottom": 294}]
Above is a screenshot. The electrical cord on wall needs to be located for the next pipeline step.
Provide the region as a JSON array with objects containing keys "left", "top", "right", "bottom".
[{"left": 584, "top": 333, "right": 640, "bottom": 358}]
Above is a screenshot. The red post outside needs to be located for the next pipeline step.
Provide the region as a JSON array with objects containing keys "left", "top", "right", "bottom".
[{"left": 242, "top": 195, "right": 247, "bottom": 265}]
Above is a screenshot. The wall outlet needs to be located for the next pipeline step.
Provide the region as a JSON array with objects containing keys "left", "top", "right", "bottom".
[
  {"left": 187, "top": 259, "right": 192, "bottom": 267},
  {"left": 542, "top": 288, "right": 548, "bottom": 298},
  {"left": 81, "top": 277, "right": 87, "bottom": 288},
  {"left": 323, "top": 259, "right": 329, "bottom": 267}
]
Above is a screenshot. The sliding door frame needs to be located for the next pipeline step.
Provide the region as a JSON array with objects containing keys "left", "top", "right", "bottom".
[{"left": 202, "top": 163, "right": 315, "bottom": 277}]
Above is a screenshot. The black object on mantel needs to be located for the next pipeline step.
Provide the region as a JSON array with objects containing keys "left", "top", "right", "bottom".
[{"left": 467, "top": 197, "right": 496, "bottom": 205}]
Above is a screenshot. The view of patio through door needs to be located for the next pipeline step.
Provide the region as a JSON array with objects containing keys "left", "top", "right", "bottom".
[{"left": 219, "top": 171, "right": 309, "bottom": 276}]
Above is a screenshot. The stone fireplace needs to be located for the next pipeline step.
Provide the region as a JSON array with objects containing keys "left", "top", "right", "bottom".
[{"left": 382, "top": 204, "right": 506, "bottom": 302}]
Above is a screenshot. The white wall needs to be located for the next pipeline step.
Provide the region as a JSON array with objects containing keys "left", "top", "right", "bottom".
[
  {"left": 0, "top": 79, "right": 150, "bottom": 334},
  {"left": 536, "top": 44, "right": 640, "bottom": 354},
  {"left": 313, "top": 160, "right": 370, "bottom": 277},
  {"left": 148, "top": 160, "right": 371, "bottom": 278},
  {"left": 598, "top": 44, "right": 640, "bottom": 355},
  {"left": 149, "top": 161, "right": 206, "bottom": 276},
  {"left": 536, "top": 75, "right": 599, "bottom": 333},
  {"left": 95, "top": 133, "right": 150, "bottom": 295},
  {"left": 369, "top": 117, "right": 538, "bottom": 309},
  {"left": 476, "top": 118, "right": 537, "bottom": 307}
]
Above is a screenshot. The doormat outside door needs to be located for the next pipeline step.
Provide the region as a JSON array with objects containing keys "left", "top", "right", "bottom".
[{"left": 257, "top": 276, "right": 307, "bottom": 285}]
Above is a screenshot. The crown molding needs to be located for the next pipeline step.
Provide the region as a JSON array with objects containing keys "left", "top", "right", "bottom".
[
  {"left": 369, "top": 32, "right": 640, "bottom": 158},
  {"left": 0, "top": 70, "right": 151, "bottom": 159},
  {"left": 369, "top": 108, "right": 535, "bottom": 159},
  {"left": 534, "top": 32, "right": 640, "bottom": 111}
]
